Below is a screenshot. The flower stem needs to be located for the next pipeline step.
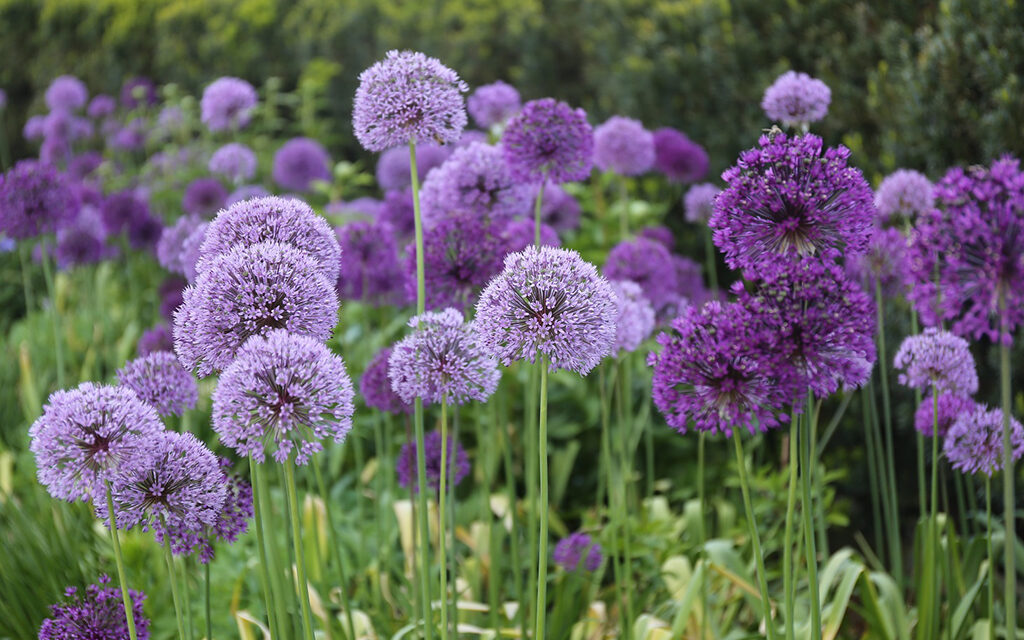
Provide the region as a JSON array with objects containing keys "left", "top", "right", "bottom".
[
  {"left": 801, "top": 400, "right": 822, "bottom": 640},
  {"left": 618, "top": 177, "right": 629, "bottom": 240},
  {"left": 313, "top": 459, "right": 357, "bottom": 640},
  {"left": 161, "top": 519, "right": 188, "bottom": 640},
  {"left": 874, "top": 279, "right": 902, "bottom": 587},
  {"left": 205, "top": 561, "right": 213, "bottom": 640},
  {"left": 600, "top": 364, "right": 629, "bottom": 639},
  {"left": 999, "top": 292, "right": 1016, "bottom": 635},
  {"left": 533, "top": 176, "right": 547, "bottom": 247},
  {"left": 252, "top": 459, "right": 289, "bottom": 638},
  {"left": 284, "top": 462, "right": 316, "bottom": 640},
  {"left": 182, "top": 556, "right": 194, "bottom": 640},
  {"left": 986, "top": 475, "right": 996, "bottom": 640},
  {"left": 40, "top": 239, "right": 65, "bottom": 387},
  {"left": 439, "top": 398, "right": 450, "bottom": 640},
  {"left": 497, "top": 384, "right": 524, "bottom": 628},
  {"left": 783, "top": 413, "right": 799, "bottom": 640},
  {"left": 17, "top": 243, "right": 35, "bottom": 314},
  {"left": 534, "top": 355, "right": 550, "bottom": 640},
  {"left": 615, "top": 360, "right": 635, "bottom": 638},
  {"left": 105, "top": 484, "right": 139, "bottom": 640},
  {"left": 731, "top": 433, "right": 776, "bottom": 639},
  {"left": 697, "top": 430, "right": 708, "bottom": 640}
]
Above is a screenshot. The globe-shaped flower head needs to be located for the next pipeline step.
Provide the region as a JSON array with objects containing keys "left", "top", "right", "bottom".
[
  {"left": 396, "top": 429, "right": 470, "bottom": 494},
  {"left": 652, "top": 128, "right": 709, "bottom": 183},
  {"left": 212, "top": 329, "right": 355, "bottom": 465},
  {"left": 894, "top": 328, "right": 978, "bottom": 395},
  {"left": 336, "top": 220, "right": 407, "bottom": 305},
  {"left": 501, "top": 218, "right": 560, "bottom": 254},
  {"left": 476, "top": 246, "right": 617, "bottom": 375},
  {"left": 39, "top": 576, "right": 150, "bottom": 640},
  {"left": 117, "top": 351, "right": 199, "bottom": 417},
  {"left": 502, "top": 98, "right": 594, "bottom": 184},
  {"left": 183, "top": 178, "right": 228, "bottom": 217},
  {"left": 87, "top": 94, "right": 116, "bottom": 119},
  {"left": 467, "top": 80, "right": 521, "bottom": 129},
  {"left": 55, "top": 206, "right": 113, "bottom": 269},
  {"left": 353, "top": 50, "right": 468, "bottom": 152},
  {"left": 945, "top": 406, "right": 1024, "bottom": 476},
  {"left": 845, "top": 227, "right": 911, "bottom": 297},
  {"left": 209, "top": 143, "right": 258, "bottom": 183},
  {"left": 553, "top": 532, "right": 603, "bottom": 572},
  {"left": 609, "top": 280, "right": 656, "bottom": 355},
  {"left": 761, "top": 71, "right": 831, "bottom": 130},
  {"left": 201, "top": 77, "right": 258, "bottom": 132},
  {"left": 45, "top": 75, "right": 89, "bottom": 111},
  {"left": 29, "top": 383, "right": 165, "bottom": 503},
  {"left": 376, "top": 143, "right": 451, "bottom": 191},
  {"left": 683, "top": 183, "right": 721, "bottom": 224},
  {"left": 360, "top": 347, "right": 412, "bottom": 415},
  {"left": 875, "top": 169, "right": 934, "bottom": 221},
  {"left": 915, "top": 393, "right": 975, "bottom": 439},
  {"left": 273, "top": 137, "right": 332, "bottom": 192},
  {"left": 0, "top": 160, "right": 79, "bottom": 239},
  {"left": 157, "top": 214, "right": 203, "bottom": 275},
  {"left": 138, "top": 324, "right": 174, "bottom": 357},
  {"left": 603, "top": 237, "right": 679, "bottom": 314},
  {"left": 593, "top": 116, "right": 655, "bottom": 176},
  {"left": 540, "top": 183, "right": 582, "bottom": 232}
]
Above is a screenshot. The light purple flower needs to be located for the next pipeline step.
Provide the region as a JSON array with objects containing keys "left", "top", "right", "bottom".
[
  {"left": 200, "top": 77, "right": 258, "bottom": 132},
  {"left": 603, "top": 237, "right": 679, "bottom": 314},
  {"left": 87, "top": 94, "right": 116, "bottom": 119},
  {"left": 916, "top": 393, "right": 975, "bottom": 438},
  {"left": 467, "top": 80, "right": 521, "bottom": 128},
  {"left": 593, "top": 116, "right": 654, "bottom": 176},
  {"left": 45, "top": 75, "right": 88, "bottom": 111},
  {"left": 683, "top": 183, "right": 720, "bottom": 224},
  {"left": 209, "top": 143, "right": 258, "bottom": 183},
  {"left": 336, "top": 220, "right": 407, "bottom": 305},
  {"left": 894, "top": 328, "right": 978, "bottom": 395},
  {"left": 875, "top": 169, "right": 934, "bottom": 220},
  {"left": 945, "top": 405, "right": 1024, "bottom": 476},
  {"left": 117, "top": 351, "right": 198, "bottom": 417},
  {"left": 273, "top": 137, "right": 331, "bottom": 192},
  {"left": 421, "top": 141, "right": 533, "bottom": 226},
  {"left": 360, "top": 347, "right": 412, "bottom": 415},
  {"left": 138, "top": 324, "right": 174, "bottom": 356},
  {"left": 376, "top": 143, "right": 451, "bottom": 191},
  {"left": 610, "top": 280, "right": 655, "bottom": 355},
  {"left": 502, "top": 98, "right": 593, "bottom": 184},
  {"left": 761, "top": 71, "right": 831, "bottom": 129}
]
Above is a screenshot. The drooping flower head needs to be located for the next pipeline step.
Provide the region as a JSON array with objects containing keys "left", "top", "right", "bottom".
[
  {"left": 420, "top": 142, "right": 533, "bottom": 226},
  {"left": 117, "top": 351, "right": 198, "bottom": 418},
  {"left": 502, "top": 98, "right": 594, "bottom": 184},
  {"left": 500, "top": 218, "right": 560, "bottom": 254},
  {"left": 553, "top": 532, "right": 603, "bottom": 572},
  {"left": 875, "top": 169, "right": 934, "bottom": 221},
  {"left": 916, "top": 393, "right": 975, "bottom": 439},
  {"left": 603, "top": 237, "right": 679, "bottom": 314},
  {"left": 157, "top": 214, "right": 203, "bottom": 275},
  {"left": 468, "top": 81, "right": 521, "bottom": 129},
  {"left": 375, "top": 143, "right": 451, "bottom": 191},
  {"left": 45, "top": 75, "right": 88, "bottom": 111},
  {"left": 174, "top": 241, "right": 338, "bottom": 377},
  {"left": 894, "top": 328, "right": 978, "bottom": 395},
  {"left": 609, "top": 280, "right": 656, "bottom": 355},
  {"left": 710, "top": 131, "right": 875, "bottom": 274},
  {"left": 273, "top": 137, "right": 332, "bottom": 192},
  {"left": 476, "top": 246, "right": 617, "bottom": 374},
  {"left": 360, "top": 347, "right": 413, "bottom": 414},
  {"left": 593, "top": 116, "right": 655, "bottom": 176},
  {"left": 200, "top": 77, "right": 258, "bottom": 132},
  {"left": 209, "top": 143, "right": 258, "bottom": 183},
  {"left": 353, "top": 50, "right": 469, "bottom": 152},
  {"left": 0, "top": 160, "right": 79, "bottom": 239},
  {"left": 845, "top": 227, "right": 911, "bottom": 297},
  {"left": 396, "top": 429, "right": 470, "bottom": 494},
  {"left": 683, "top": 183, "right": 721, "bottom": 224},
  {"left": 652, "top": 127, "right": 709, "bottom": 183},
  {"left": 945, "top": 405, "right": 1024, "bottom": 476},
  {"left": 39, "top": 575, "right": 150, "bottom": 640},
  {"left": 540, "top": 183, "right": 582, "bottom": 232},
  {"left": 29, "top": 383, "right": 165, "bottom": 503},
  {"left": 335, "top": 220, "right": 407, "bottom": 305},
  {"left": 761, "top": 71, "right": 831, "bottom": 129},
  {"left": 212, "top": 329, "right": 355, "bottom": 465},
  {"left": 182, "top": 178, "right": 227, "bottom": 217},
  {"left": 138, "top": 324, "right": 174, "bottom": 357}
]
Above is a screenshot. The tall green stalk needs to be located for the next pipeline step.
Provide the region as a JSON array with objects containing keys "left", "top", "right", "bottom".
[
  {"left": 731, "top": 434, "right": 777, "bottom": 640},
  {"left": 40, "top": 240, "right": 65, "bottom": 387},
  {"left": 438, "top": 399, "right": 450, "bottom": 640},
  {"left": 697, "top": 431, "right": 708, "bottom": 640},
  {"left": 205, "top": 561, "right": 213, "bottom": 640},
  {"left": 497, "top": 384, "right": 524, "bottom": 626},
  {"left": 615, "top": 360, "right": 636, "bottom": 638},
  {"left": 105, "top": 483, "right": 139, "bottom": 640},
  {"left": 17, "top": 243, "right": 35, "bottom": 314},
  {"left": 249, "top": 459, "right": 282, "bottom": 638},
  {"left": 874, "top": 280, "right": 902, "bottom": 585},
  {"left": 801, "top": 401, "right": 821, "bottom": 640},
  {"left": 533, "top": 176, "right": 547, "bottom": 247},
  {"left": 998, "top": 292, "right": 1016, "bottom": 635},
  {"left": 161, "top": 518, "right": 188, "bottom": 640},
  {"left": 182, "top": 558, "right": 194, "bottom": 640},
  {"left": 782, "top": 414, "right": 799, "bottom": 640},
  {"left": 986, "top": 475, "right": 995, "bottom": 640},
  {"left": 861, "top": 390, "right": 885, "bottom": 556},
  {"left": 600, "top": 364, "right": 629, "bottom": 640},
  {"left": 284, "top": 462, "right": 316, "bottom": 640},
  {"left": 534, "top": 355, "right": 551, "bottom": 640},
  {"left": 312, "top": 459, "right": 357, "bottom": 640}
]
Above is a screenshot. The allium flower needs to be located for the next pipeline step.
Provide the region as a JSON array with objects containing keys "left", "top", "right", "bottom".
[
  {"left": 540, "top": 183, "right": 581, "bottom": 232},
  {"left": 610, "top": 280, "right": 656, "bottom": 355},
  {"left": 87, "top": 94, "right": 117, "bottom": 119},
  {"left": 945, "top": 405, "right": 1024, "bottom": 476},
  {"left": 652, "top": 127, "right": 709, "bottom": 183},
  {"left": 99, "top": 189, "right": 147, "bottom": 235},
  {"left": 200, "top": 77, "right": 258, "bottom": 132},
  {"left": 502, "top": 98, "right": 594, "bottom": 184},
  {"left": 420, "top": 141, "right": 533, "bottom": 226},
  {"left": 336, "top": 220, "right": 407, "bottom": 305},
  {"left": 476, "top": 245, "right": 617, "bottom": 374},
  {"left": 117, "top": 351, "right": 198, "bottom": 417},
  {"left": 158, "top": 214, "right": 202, "bottom": 275},
  {"left": 156, "top": 106, "right": 185, "bottom": 135},
  {"left": 161, "top": 458, "right": 253, "bottom": 563},
  {"left": 24, "top": 115, "right": 46, "bottom": 141},
  {"left": 396, "top": 429, "right": 470, "bottom": 493},
  {"left": 500, "top": 218, "right": 560, "bottom": 254},
  {"left": 603, "top": 237, "right": 679, "bottom": 314},
  {"left": 138, "top": 324, "right": 173, "bottom": 356},
  {"left": 182, "top": 178, "right": 227, "bottom": 217},
  {"left": 593, "top": 116, "right": 654, "bottom": 176},
  {"left": 68, "top": 151, "right": 103, "bottom": 180},
  {"left": 915, "top": 393, "right": 975, "bottom": 438},
  {"left": 159, "top": 276, "right": 186, "bottom": 322},
  {"left": 389, "top": 308, "right": 500, "bottom": 405},
  {"left": 639, "top": 225, "right": 674, "bottom": 250},
  {"left": 273, "top": 137, "right": 332, "bottom": 192},
  {"left": 209, "top": 143, "right": 258, "bottom": 183},
  {"left": 907, "top": 157, "right": 1024, "bottom": 343},
  {"left": 212, "top": 329, "right": 355, "bottom": 464},
  {"left": 671, "top": 254, "right": 709, "bottom": 308},
  {"left": 875, "top": 169, "right": 934, "bottom": 220},
  {"left": 710, "top": 131, "right": 875, "bottom": 274},
  {"left": 353, "top": 50, "right": 468, "bottom": 152},
  {"left": 894, "top": 328, "right": 978, "bottom": 395},
  {"left": 376, "top": 143, "right": 451, "bottom": 191},
  {"left": 360, "top": 347, "right": 412, "bottom": 414},
  {"left": 761, "top": 71, "right": 831, "bottom": 129},
  {"left": 174, "top": 241, "right": 338, "bottom": 376},
  {"left": 127, "top": 210, "right": 164, "bottom": 252},
  {"left": 108, "top": 118, "right": 147, "bottom": 151},
  {"left": 0, "top": 160, "right": 79, "bottom": 239},
  {"left": 227, "top": 184, "right": 270, "bottom": 206},
  {"left": 39, "top": 576, "right": 150, "bottom": 640},
  {"left": 467, "top": 81, "right": 521, "bottom": 128},
  {"left": 29, "top": 383, "right": 165, "bottom": 503},
  {"left": 55, "top": 206, "right": 112, "bottom": 269},
  {"left": 553, "top": 532, "right": 602, "bottom": 572},
  {"left": 683, "top": 183, "right": 720, "bottom": 224},
  {"left": 45, "top": 75, "right": 88, "bottom": 111},
  {"left": 380, "top": 188, "right": 416, "bottom": 238},
  {"left": 43, "top": 110, "right": 91, "bottom": 144},
  {"left": 120, "top": 77, "right": 158, "bottom": 109},
  {"left": 180, "top": 222, "right": 209, "bottom": 284},
  {"left": 845, "top": 227, "right": 911, "bottom": 297}
]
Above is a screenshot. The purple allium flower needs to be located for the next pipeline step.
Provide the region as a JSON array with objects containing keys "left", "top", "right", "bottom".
[
  {"left": 39, "top": 137, "right": 70, "bottom": 167},
  {"left": 375, "top": 143, "right": 451, "bottom": 191},
  {"left": 0, "top": 160, "right": 79, "bottom": 240},
  {"left": 42, "top": 110, "right": 90, "bottom": 144},
  {"left": 99, "top": 189, "right": 146, "bottom": 235},
  {"left": 610, "top": 280, "right": 656, "bottom": 355},
  {"left": 638, "top": 225, "right": 675, "bottom": 250},
  {"left": 335, "top": 220, "right": 407, "bottom": 305},
  {"left": 227, "top": 184, "right": 270, "bottom": 207},
  {"left": 500, "top": 218, "right": 560, "bottom": 254},
  {"left": 198, "top": 195, "right": 341, "bottom": 284},
  {"left": 875, "top": 169, "right": 934, "bottom": 221},
  {"left": 127, "top": 210, "right": 163, "bottom": 252},
  {"left": 117, "top": 351, "right": 198, "bottom": 417},
  {"left": 710, "top": 131, "right": 875, "bottom": 274},
  {"left": 159, "top": 275, "right": 186, "bottom": 322},
  {"left": 68, "top": 151, "right": 103, "bottom": 181},
  {"left": 389, "top": 308, "right": 500, "bottom": 405},
  {"left": 845, "top": 227, "right": 911, "bottom": 297},
  {"left": 476, "top": 245, "right": 617, "bottom": 374},
  {"left": 916, "top": 393, "right": 975, "bottom": 439},
  {"left": 180, "top": 222, "right": 209, "bottom": 284},
  {"left": 87, "top": 94, "right": 116, "bottom": 119},
  {"left": 683, "top": 183, "right": 720, "bottom": 225},
  {"left": 174, "top": 241, "right": 338, "bottom": 377},
  {"left": 212, "top": 329, "right": 355, "bottom": 464},
  {"left": 24, "top": 115, "right": 46, "bottom": 141},
  {"left": 502, "top": 98, "right": 594, "bottom": 184},
  {"left": 353, "top": 50, "right": 468, "bottom": 152},
  {"left": 273, "top": 137, "right": 332, "bottom": 192},
  {"left": 396, "top": 429, "right": 470, "bottom": 494},
  {"left": 39, "top": 575, "right": 150, "bottom": 640},
  {"left": 458, "top": 130, "right": 488, "bottom": 147},
  {"left": 157, "top": 214, "right": 202, "bottom": 275},
  {"left": 406, "top": 212, "right": 508, "bottom": 311},
  {"left": 540, "top": 183, "right": 581, "bottom": 232},
  {"left": 593, "top": 116, "right": 655, "bottom": 176},
  {"left": 761, "top": 71, "right": 831, "bottom": 129},
  {"left": 55, "top": 206, "right": 112, "bottom": 269},
  {"left": 200, "top": 77, "right": 258, "bottom": 132},
  {"left": 361, "top": 347, "right": 413, "bottom": 414},
  {"left": 652, "top": 127, "right": 709, "bottom": 183},
  {"left": 907, "top": 157, "right": 1024, "bottom": 343},
  {"left": 467, "top": 81, "right": 521, "bottom": 129},
  {"left": 108, "top": 119, "right": 147, "bottom": 152},
  {"left": 161, "top": 458, "right": 253, "bottom": 563},
  {"left": 380, "top": 188, "right": 416, "bottom": 238},
  {"left": 209, "top": 143, "right": 258, "bottom": 183},
  {"left": 945, "top": 405, "right": 1024, "bottom": 476},
  {"left": 420, "top": 141, "right": 533, "bottom": 227},
  {"left": 138, "top": 324, "right": 174, "bottom": 356},
  {"left": 325, "top": 197, "right": 382, "bottom": 218},
  {"left": 603, "top": 237, "right": 679, "bottom": 314},
  {"left": 155, "top": 106, "right": 185, "bottom": 136},
  {"left": 671, "top": 254, "right": 709, "bottom": 308},
  {"left": 894, "top": 328, "right": 978, "bottom": 395},
  {"left": 553, "top": 532, "right": 602, "bottom": 572},
  {"left": 120, "top": 77, "right": 158, "bottom": 109},
  {"left": 45, "top": 75, "right": 88, "bottom": 111},
  {"left": 29, "top": 383, "right": 165, "bottom": 503},
  {"left": 182, "top": 178, "right": 227, "bottom": 217}
]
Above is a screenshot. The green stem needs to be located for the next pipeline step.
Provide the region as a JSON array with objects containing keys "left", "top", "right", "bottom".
[
  {"left": 439, "top": 399, "right": 450, "bottom": 640},
  {"left": 862, "top": 389, "right": 885, "bottom": 559},
  {"left": 801, "top": 402, "right": 822, "bottom": 640},
  {"left": 249, "top": 459, "right": 281, "bottom": 638},
  {"left": 105, "top": 484, "right": 139, "bottom": 640},
  {"left": 313, "top": 459, "right": 357, "bottom": 640},
  {"left": 600, "top": 365, "right": 628, "bottom": 639},
  {"left": 615, "top": 361, "right": 635, "bottom": 638},
  {"left": 618, "top": 177, "right": 629, "bottom": 239},
  {"left": 534, "top": 356, "right": 550, "bottom": 640},
  {"left": 183, "top": 556, "right": 194, "bottom": 640},
  {"left": 284, "top": 462, "right": 316, "bottom": 640},
  {"left": 40, "top": 239, "right": 65, "bottom": 387},
  {"left": 874, "top": 279, "right": 902, "bottom": 586},
  {"left": 205, "top": 561, "right": 212, "bottom": 640},
  {"left": 498, "top": 385, "right": 524, "bottom": 630},
  {"left": 448, "top": 408, "right": 460, "bottom": 636},
  {"left": 18, "top": 243, "right": 35, "bottom": 315},
  {"left": 697, "top": 431, "right": 708, "bottom": 640},
  {"left": 161, "top": 520, "right": 188, "bottom": 640},
  {"left": 533, "top": 176, "right": 547, "bottom": 247},
  {"left": 410, "top": 140, "right": 426, "bottom": 315},
  {"left": 999, "top": 293, "right": 1016, "bottom": 636},
  {"left": 732, "top": 434, "right": 776, "bottom": 639},
  {"left": 987, "top": 476, "right": 996, "bottom": 640},
  {"left": 783, "top": 414, "right": 799, "bottom": 640},
  {"left": 525, "top": 363, "right": 539, "bottom": 630}
]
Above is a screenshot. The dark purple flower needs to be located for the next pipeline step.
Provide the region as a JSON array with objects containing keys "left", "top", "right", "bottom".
[
  {"left": 201, "top": 77, "right": 258, "bottom": 132},
  {"left": 45, "top": 75, "right": 88, "bottom": 111},
  {"left": 916, "top": 393, "right": 975, "bottom": 438},
  {"left": 553, "top": 532, "right": 602, "bottom": 572},
  {"left": 335, "top": 220, "right": 407, "bottom": 305},
  {"left": 0, "top": 160, "right": 79, "bottom": 239},
  {"left": 593, "top": 116, "right": 654, "bottom": 176},
  {"left": 55, "top": 206, "right": 112, "bottom": 269},
  {"left": 894, "top": 328, "right": 978, "bottom": 395},
  {"left": 376, "top": 143, "right": 452, "bottom": 191},
  {"left": 669, "top": 254, "right": 710, "bottom": 312},
  {"left": 603, "top": 237, "right": 679, "bottom": 314},
  {"left": 209, "top": 143, "right": 258, "bottom": 183},
  {"left": 500, "top": 218, "right": 560, "bottom": 254},
  {"left": 138, "top": 324, "right": 174, "bottom": 356},
  {"left": 39, "top": 575, "right": 150, "bottom": 640},
  {"left": 467, "top": 81, "right": 521, "bottom": 128},
  {"left": 68, "top": 151, "right": 103, "bottom": 180},
  {"left": 182, "top": 178, "right": 227, "bottom": 217},
  {"left": 875, "top": 169, "right": 933, "bottom": 221},
  {"left": 120, "top": 77, "right": 158, "bottom": 109},
  {"left": 652, "top": 127, "right": 709, "bottom": 183},
  {"left": 272, "top": 137, "right": 331, "bottom": 192},
  {"left": 945, "top": 405, "right": 1024, "bottom": 476},
  {"left": 117, "top": 351, "right": 198, "bottom": 417},
  {"left": 361, "top": 347, "right": 413, "bottom": 414},
  {"left": 159, "top": 275, "right": 186, "bottom": 322},
  {"left": 99, "top": 189, "right": 146, "bottom": 235},
  {"left": 502, "top": 98, "right": 593, "bottom": 184},
  {"left": 127, "top": 210, "right": 163, "bottom": 252},
  {"left": 396, "top": 429, "right": 470, "bottom": 494},
  {"left": 761, "top": 71, "right": 831, "bottom": 129}
]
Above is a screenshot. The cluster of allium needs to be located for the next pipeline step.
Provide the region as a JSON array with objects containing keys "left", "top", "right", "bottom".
[
  {"left": 376, "top": 143, "right": 451, "bottom": 191},
  {"left": 39, "top": 576, "right": 150, "bottom": 640},
  {"left": 683, "top": 183, "right": 720, "bottom": 224},
  {"left": 29, "top": 383, "right": 165, "bottom": 503},
  {"left": 916, "top": 393, "right": 975, "bottom": 438},
  {"left": 157, "top": 214, "right": 203, "bottom": 275},
  {"left": 396, "top": 429, "right": 470, "bottom": 494},
  {"left": 907, "top": 156, "right": 1024, "bottom": 343},
  {"left": 183, "top": 178, "right": 228, "bottom": 217},
  {"left": 501, "top": 218, "right": 560, "bottom": 254},
  {"left": 609, "top": 280, "right": 655, "bottom": 355},
  {"left": 116, "top": 351, "right": 198, "bottom": 417},
  {"left": 174, "top": 241, "right": 338, "bottom": 376},
  {"left": 845, "top": 227, "right": 911, "bottom": 297},
  {"left": 138, "top": 324, "right": 174, "bottom": 356},
  {"left": 875, "top": 169, "right": 934, "bottom": 220},
  {"left": 652, "top": 127, "right": 709, "bottom": 183},
  {"left": 761, "top": 71, "right": 831, "bottom": 129},
  {"left": 501, "top": 98, "right": 594, "bottom": 184},
  {"left": 894, "top": 328, "right": 978, "bottom": 395},
  {"left": 467, "top": 81, "right": 521, "bottom": 129},
  {"left": 945, "top": 406, "right": 1024, "bottom": 476},
  {"left": 200, "top": 77, "right": 258, "bottom": 132},
  {"left": 710, "top": 131, "right": 875, "bottom": 275},
  {"left": 353, "top": 50, "right": 468, "bottom": 151},
  {"left": 476, "top": 246, "right": 617, "bottom": 375},
  {"left": 335, "top": 220, "right": 407, "bottom": 305},
  {"left": 593, "top": 116, "right": 655, "bottom": 176},
  {"left": 540, "top": 183, "right": 582, "bottom": 232},
  {"left": 389, "top": 308, "right": 500, "bottom": 405},
  {"left": 360, "top": 347, "right": 413, "bottom": 414},
  {"left": 45, "top": 75, "right": 89, "bottom": 111},
  {"left": 420, "top": 142, "right": 533, "bottom": 227},
  {"left": 603, "top": 237, "right": 679, "bottom": 314},
  {"left": 55, "top": 206, "right": 115, "bottom": 269},
  {"left": 553, "top": 532, "right": 603, "bottom": 572},
  {"left": 209, "top": 143, "right": 258, "bottom": 183},
  {"left": 213, "top": 329, "right": 354, "bottom": 465},
  {"left": 199, "top": 196, "right": 341, "bottom": 283},
  {"left": 273, "top": 137, "right": 332, "bottom": 192},
  {"left": 0, "top": 160, "right": 79, "bottom": 239}
]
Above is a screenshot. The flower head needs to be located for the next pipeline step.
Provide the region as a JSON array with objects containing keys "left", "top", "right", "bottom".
[
  {"left": 500, "top": 218, "right": 560, "bottom": 254},
  {"left": 100, "top": 189, "right": 148, "bottom": 235},
  {"left": 540, "top": 183, "right": 581, "bottom": 232},
  {"left": 138, "top": 324, "right": 174, "bottom": 356},
  {"left": 894, "top": 328, "right": 978, "bottom": 395},
  {"left": 380, "top": 188, "right": 416, "bottom": 238},
  {"left": 209, "top": 143, "right": 258, "bottom": 183},
  {"left": 603, "top": 237, "right": 679, "bottom": 314},
  {"left": 376, "top": 143, "right": 451, "bottom": 191},
  {"left": 945, "top": 405, "right": 1024, "bottom": 476},
  {"left": 610, "top": 280, "right": 656, "bottom": 355},
  {"left": 683, "top": 183, "right": 721, "bottom": 224},
  {"left": 593, "top": 116, "right": 655, "bottom": 176},
  {"left": 45, "top": 75, "right": 88, "bottom": 111},
  {"left": 0, "top": 160, "right": 79, "bottom": 239},
  {"left": 39, "top": 576, "right": 150, "bottom": 640},
  {"left": 875, "top": 169, "right": 934, "bottom": 221},
  {"left": 183, "top": 178, "right": 227, "bottom": 217},
  {"left": 553, "top": 532, "right": 602, "bottom": 572},
  {"left": 335, "top": 220, "right": 407, "bottom": 305},
  {"left": 845, "top": 227, "right": 911, "bottom": 297},
  {"left": 55, "top": 206, "right": 113, "bottom": 269},
  {"left": 159, "top": 276, "right": 186, "bottom": 322},
  {"left": 468, "top": 81, "right": 521, "bottom": 128},
  {"left": 502, "top": 98, "right": 594, "bottom": 184},
  {"left": 761, "top": 71, "right": 831, "bottom": 129},
  {"left": 360, "top": 347, "right": 412, "bottom": 414},
  {"left": 396, "top": 429, "right": 470, "bottom": 494},
  {"left": 201, "top": 77, "right": 258, "bottom": 132},
  {"left": 652, "top": 128, "right": 709, "bottom": 183},
  {"left": 639, "top": 226, "right": 675, "bottom": 250},
  {"left": 916, "top": 393, "right": 975, "bottom": 439},
  {"left": 117, "top": 351, "right": 198, "bottom": 417},
  {"left": 181, "top": 222, "right": 209, "bottom": 284},
  {"left": 87, "top": 94, "right": 116, "bottom": 119},
  {"left": 273, "top": 137, "right": 332, "bottom": 192},
  {"left": 158, "top": 214, "right": 203, "bottom": 275}
]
